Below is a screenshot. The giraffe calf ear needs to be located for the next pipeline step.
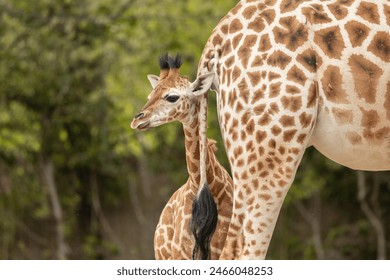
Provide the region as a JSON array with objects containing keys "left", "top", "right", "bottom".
[
  {"left": 190, "top": 73, "right": 215, "bottom": 97},
  {"left": 147, "top": 74, "right": 160, "bottom": 89}
]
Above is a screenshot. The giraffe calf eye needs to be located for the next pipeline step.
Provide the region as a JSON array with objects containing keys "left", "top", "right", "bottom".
[{"left": 165, "top": 95, "right": 180, "bottom": 103}]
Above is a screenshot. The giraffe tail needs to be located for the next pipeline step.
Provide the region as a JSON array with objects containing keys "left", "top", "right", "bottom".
[
  {"left": 190, "top": 183, "right": 218, "bottom": 260},
  {"left": 189, "top": 70, "right": 218, "bottom": 260}
]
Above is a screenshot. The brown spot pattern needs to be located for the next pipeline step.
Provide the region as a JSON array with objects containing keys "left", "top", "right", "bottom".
[
  {"left": 328, "top": 2, "right": 349, "bottom": 20},
  {"left": 242, "top": 5, "right": 257, "bottom": 19},
  {"left": 357, "top": 1, "right": 380, "bottom": 24},
  {"left": 248, "top": 16, "right": 265, "bottom": 33},
  {"left": 332, "top": 108, "right": 353, "bottom": 125},
  {"left": 314, "top": 26, "right": 345, "bottom": 59},
  {"left": 260, "top": 9, "right": 276, "bottom": 25},
  {"left": 280, "top": 0, "right": 310, "bottom": 13},
  {"left": 268, "top": 72, "right": 281, "bottom": 81},
  {"left": 363, "top": 127, "right": 390, "bottom": 144},
  {"left": 253, "top": 104, "right": 266, "bottom": 115},
  {"left": 229, "top": 19, "right": 244, "bottom": 33},
  {"left": 385, "top": 5, "right": 390, "bottom": 26},
  {"left": 259, "top": 34, "right": 272, "bottom": 52},
  {"left": 212, "top": 34, "right": 223, "bottom": 47},
  {"left": 346, "top": 132, "right": 362, "bottom": 145},
  {"left": 238, "top": 35, "right": 258, "bottom": 68},
  {"left": 248, "top": 71, "right": 261, "bottom": 86},
  {"left": 271, "top": 125, "right": 282, "bottom": 136},
  {"left": 273, "top": 17, "right": 308, "bottom": 51},
  {"left": 344, "top": 20, "right": 370, "bottom": 48},
  {"left": 246, "top": 119, "right": 255, "bottom": 135},
  {"left": 251, "top": 56, "right": 263, "bottom": 67},
  {"left": 280, "top": 115, "right": 295, "bottom": 127},
  {"left": 321, "top": 65, "right": 349, "bottom": 104},
  {"left": 252, "top": 90, "right": 265, "bottom": 104},
  {"left": 286, "top": 85, "right": 300, "bottom": 94},
  {"left": 287, "top": 65, "right": 307, "bottom": 86},
  {"left": 368, "top": 32, "right": 390, "bottom": 62},
  {"left": 297, "top": 49, "right": 322, "bottom": 73},
  {"left": 241, "top": 111, "right": 251, "bottom": 123},
  {"left": 225, "top": 56, "right": 235, "bottom": 68},
  {"left": 349, "top": 54, "right": 383, "bottom": 104},
  {"left": 259, "top": 113, "right": 272, "bottom": 126},
  {"left": 260, "top": 194, "right": 272, "bottom": 201},
  {"left": 220, "top": 24, "right": 229, "bottom": 35},
  {"left": 281, "top": 96, "right": 302, "bottom": 112},
  {"left": 360, "top": 108, "right": 380, "bottom": 130},
  {"left": 283, "top": 129, "right": 298, "bottom": 142},
  {"left": 307, "top": 83, "right": 317, "bottom": 108},
  {"left": 268, "top": 139, "right": 276, "bottom": 149},
  {"left": 245, "top": 221, "right": 255, "bottom": 234},
  {"left": 299, "top": 112, "right": 313, "bottom": 128},
  {"left": 230, "top": 2, "right": 243, "bottom": 16},
  {"left": 267, "top": 51, "right": 292, "bottom": 69},
  {"left": 221, "top": 39, "right": 232, "bottom": 57},
  {"left": 256, "top": 131, "right": 267, "bottom": 143},
  {"left": 302, "top": 4, "right": 332, "bottom": 24},
  {"left": 233, "top": 66, "right": 242, "bottom": 80},
  {"left": 238, "top": 79, "right": 250, "bottom": 104},
  {"left": 233, "top": 34, "right": 243, "bottom": 49},
  {"left": 297, "top": 133, "right": 307, "bottom": 144},
  {"left": 268, "top": 102, "right": 280, "bottom": 115},
  {"left": 269, "top": 82, "right": 282, "bottom": 98}
]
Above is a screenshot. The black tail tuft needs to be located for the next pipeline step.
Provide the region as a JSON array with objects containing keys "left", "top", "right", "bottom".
[{"left": 190, "top": 184, "right": 218, "bottom": 260}]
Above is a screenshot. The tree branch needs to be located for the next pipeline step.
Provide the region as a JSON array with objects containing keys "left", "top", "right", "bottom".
[{"left": 40, "top": 158, "right": 68, "bottom": 259}]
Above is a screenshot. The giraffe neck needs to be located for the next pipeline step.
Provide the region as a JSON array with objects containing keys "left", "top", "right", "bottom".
[
  {"left": 182, "top": 107, "right": 222, "bottom": 194},
  {"left": 183, "top": 114, "right": 203, "bottom": 189}
]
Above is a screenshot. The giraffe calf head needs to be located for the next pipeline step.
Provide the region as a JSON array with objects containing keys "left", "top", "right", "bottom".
[{"left": 131, "top": 54, "right": 214, "bottom": 130}]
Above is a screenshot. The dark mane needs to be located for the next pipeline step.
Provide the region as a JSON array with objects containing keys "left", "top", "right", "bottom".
[
  {"left": 159, "top": 53, "right": 170, "bottom": 70},
  {"left": 167, "top": 53, "right": 183, "bottom": 69}
]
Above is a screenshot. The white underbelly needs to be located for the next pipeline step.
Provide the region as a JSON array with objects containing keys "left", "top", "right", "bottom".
[{"left": 309, "top": 108, "right": 390, "bottom": 171}]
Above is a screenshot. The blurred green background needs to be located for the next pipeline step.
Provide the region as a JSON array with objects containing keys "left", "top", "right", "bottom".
[{"left": 0, "top": 0, "right": 389, "bottom": 260}]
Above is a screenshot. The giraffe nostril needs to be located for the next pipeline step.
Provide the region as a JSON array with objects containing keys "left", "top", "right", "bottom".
[{"left": 134, "top": 112, "right": 144, "bottom": 119}]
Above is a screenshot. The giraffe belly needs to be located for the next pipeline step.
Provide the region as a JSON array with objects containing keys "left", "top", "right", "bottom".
[{"left": 310, "top": 109, "right": 390, "bottom": 171}]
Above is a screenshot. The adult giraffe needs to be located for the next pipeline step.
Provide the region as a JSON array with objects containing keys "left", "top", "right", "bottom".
[{"left": 194, "top": 0, "right": 390, "bottom": 259}]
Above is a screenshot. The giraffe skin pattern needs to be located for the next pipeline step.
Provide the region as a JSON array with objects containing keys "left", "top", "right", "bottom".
[{"left": 195, "top": 0, "right": 390, "bottom": 259}]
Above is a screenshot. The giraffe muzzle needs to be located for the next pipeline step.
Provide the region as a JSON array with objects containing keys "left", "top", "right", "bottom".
[
  {"left": 131, "top": 119, "right": 150, "bottom": 130},
  {"left": 131, "top": 112, "right": 151, "bottom": 130},
  {"left": 134, "top": 112, "right": 144, "bottom": 119},
  {"left": 136, "top": 121, "right": 150, "bottom": 130}
]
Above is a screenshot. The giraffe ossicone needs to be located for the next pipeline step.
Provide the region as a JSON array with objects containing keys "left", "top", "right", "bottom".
[{"left": 131, "top": 54, "right": 233, "bottom": 259}]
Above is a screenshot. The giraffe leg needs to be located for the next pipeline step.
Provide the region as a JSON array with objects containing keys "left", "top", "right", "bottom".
[
  {"left": 218, "top": 86, "right": 318, "bottom": 259},
  {"left": 219, "top": 154, "right": 302, "bottom": 259}
]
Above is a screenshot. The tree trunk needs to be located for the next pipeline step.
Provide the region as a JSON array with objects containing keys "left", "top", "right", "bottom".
[
  {"left": 294, "top": 190, "right": 325, "bottom": 260},
  {"left": 0, "top": 163, "right": 11, "bottom": 194},
  {"left": 90, "top": 172, "right": 123, "bottom": 248},
  {"left": 356, "top": 171, "right": 386, "bottom": 260},
  {"left": 40, "top": 158, "right": 68, "bottom": 259},
  {"left": 128, "top": 175, "right": 146, "bottom": 226}
]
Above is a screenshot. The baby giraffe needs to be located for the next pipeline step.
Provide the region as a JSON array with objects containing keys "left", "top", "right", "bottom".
[{"left": 131, "top": 54, "right": 233, "bottom": 260}]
